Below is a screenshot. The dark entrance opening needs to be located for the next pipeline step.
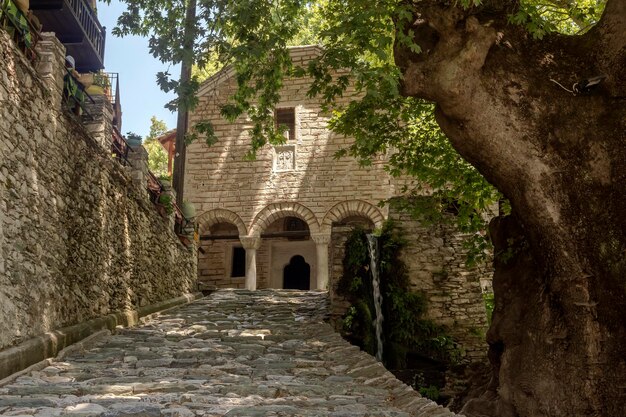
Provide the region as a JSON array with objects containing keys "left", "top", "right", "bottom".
[
  {"left": 231, "top": 247, "right": 246, "bottom": 278},
  {"left": 283, "top": 255, "right": 311, "bottom": 290}
]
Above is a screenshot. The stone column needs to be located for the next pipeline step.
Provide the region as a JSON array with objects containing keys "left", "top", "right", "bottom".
[
  {"left": 311, "top": 233, "right": 332, "bottom": 290},
  {"left": 127, "top": 144, "right": 150, "bottom": 199},
  {"left": 82, "top": 95, "right": 114, "bottom": 150},
  {"left": 35, "top": 32, "right": 66, "bottom": 110},
  {"left": 240, "top": 236, "right": 262, "bottom": 291},
  {"left": 162, "top": 186, "right": 177, "bottom": 231}
]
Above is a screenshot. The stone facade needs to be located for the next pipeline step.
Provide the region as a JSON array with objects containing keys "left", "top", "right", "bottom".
[
  {"left": 186, "top": 46, "right": 491, "bottom": 360},
  {"left": 187, "top": 47, "right": 392, "bottom": 291},
  {"left": 0, "top": 31, "right": 197, "bottom": 350}
]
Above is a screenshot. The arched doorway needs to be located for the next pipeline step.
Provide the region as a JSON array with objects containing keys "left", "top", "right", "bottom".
[
  {"left": 283, "top": 255, "right": 311, "bottom": 290},
  {"left": 263, "top": 216, "right": 317, "bottom": 289},
  {"left": 198, "top": 221, "right": 245, "bottom": 290}
]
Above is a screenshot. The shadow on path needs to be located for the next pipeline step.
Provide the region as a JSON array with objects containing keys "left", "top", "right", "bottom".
[{"left": 0, "top": 290, "right": 459, "bottom": 417}]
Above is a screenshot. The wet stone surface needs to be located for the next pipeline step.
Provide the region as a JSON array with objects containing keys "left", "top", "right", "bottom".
[{"left": 0, "top": 290, "right": 459, "bottom": 416}]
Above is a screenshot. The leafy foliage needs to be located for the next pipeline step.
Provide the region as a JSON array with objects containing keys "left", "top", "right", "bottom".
[
  {"left": 192, "top": 56, "right": 222, "bottom": 83},
  {"left": 338, "top": 222, "right": 461, "bottom": 367},
  {"left": 125, "top": 132, "right": 142, "bottom": 143},
  {"left": 143, "top": 116, "right": 170, "bottom": 177},
  {"left": 513, "top": 0, "right": 605, "bottom": 37},
  {"left": 144, "top": 140, "right": 168, "bottom": 177},
  {"left": 108, "top": 0, "right": 607, "bottom": 146},
  {"left": 146, "top": 116, "right": 169, "bottom": 141},
  {"left": 158, "top": 193, "right": 174, "bottom": 214},
  {"left": 331, "top": 94, "right": 500, "bottom": 263},
  {"left": 419, "top": 385, "right": 441, "bottom": 401},
  {"left": 108, "top": 0, "right": 605, "bottom": 253}
]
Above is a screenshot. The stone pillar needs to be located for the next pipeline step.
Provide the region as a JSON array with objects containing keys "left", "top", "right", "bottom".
[
  {"left": 35, "top": 32, "right": 66, "bottom": 110},
  {"left": 82, "top": 95, "right": 114, "bottom": 150},
  {"left": 127, "top": 144, "right": 149, "bottom": 198},
  {"left": 35, "top": 32, "right": 113, "bottom": 153},
  {"left": 162, "top": 185, "right": 177, "bottom": 231},
  {"left": 311, "top": 233, "right": 332, "bottom": 290},
  {"left": 240, "top": 236, "right": 262, "bottom": 291}
]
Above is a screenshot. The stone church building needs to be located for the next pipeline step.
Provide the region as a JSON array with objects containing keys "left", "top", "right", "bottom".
[{"left": 183, "top": 46, "right": 491, "bottom": 360}]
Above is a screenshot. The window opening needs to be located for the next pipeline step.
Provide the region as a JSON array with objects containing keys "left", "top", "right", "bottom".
[
  {"left": 275, "top": 108, "right": 295, "bottom": 141},
  {"left": 231, "top": 246, "right": 246, "bottom": 277},
  {"left": 284, "top": 217, "right": 307, "bottom": 232},
  {"left": 283, "top": 216, "right": 308, "bottom": 240}
]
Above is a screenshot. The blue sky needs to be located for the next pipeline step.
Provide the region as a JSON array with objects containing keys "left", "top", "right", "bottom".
[{"left": 98, "top": 0, "right": 179, "bottom": 137}]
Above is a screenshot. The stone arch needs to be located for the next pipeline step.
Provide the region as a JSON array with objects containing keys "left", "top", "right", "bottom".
[
  {"left": 321, "top": 200, "right": 385, "bottom": 234},
  {"left": 196, "top": 208, "right": 247, "bottom": 236},
  {"left": 250, "top": 202, "right": 320, "bottom": 235}
]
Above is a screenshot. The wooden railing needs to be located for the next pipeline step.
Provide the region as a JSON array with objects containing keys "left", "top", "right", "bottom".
[
  {"left": 111, "top": 126, "right": 131, "bottom": 166},
  {"left": 147, "top": 171, "right": 164, "bottom": 205},
  {"left": 66, "top": 0, "right": 104, "bottom": 64}
]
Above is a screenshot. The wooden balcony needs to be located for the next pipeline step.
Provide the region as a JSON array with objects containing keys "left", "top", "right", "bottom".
[{"left": 30, "top": 0, "right": 105, "bottom": 72}]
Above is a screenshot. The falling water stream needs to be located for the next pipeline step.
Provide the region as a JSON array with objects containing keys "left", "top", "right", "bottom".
[{"left": 367, "top": 234, "right": 384, "bottom": 362}]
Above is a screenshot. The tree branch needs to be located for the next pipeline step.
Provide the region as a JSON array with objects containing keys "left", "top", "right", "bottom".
[{"left": 398, "top": 6, "right": 497, "bottom": 112}]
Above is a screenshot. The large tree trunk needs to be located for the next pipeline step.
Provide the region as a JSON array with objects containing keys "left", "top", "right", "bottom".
[{"left": 394, "top": 1, "right": 626, "bottom": 416}]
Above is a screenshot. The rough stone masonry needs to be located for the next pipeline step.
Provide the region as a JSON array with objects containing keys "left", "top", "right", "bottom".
[
  {"left": 0, "top": 30, "right": 196, "bottom": 352},
  {"left": 0, "top": 290, "right": 462, "bottom": 417}
]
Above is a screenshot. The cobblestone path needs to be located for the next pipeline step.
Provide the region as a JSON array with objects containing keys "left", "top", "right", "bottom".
[{"left": 0, "top": 290, "right": 459, "bottom": 417}]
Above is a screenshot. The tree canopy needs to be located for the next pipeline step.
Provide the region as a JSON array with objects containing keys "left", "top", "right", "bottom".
[
  {"left": 143, "top": 116, "right": 170, "bottom": 177},
  {"left": 108, "top": 0, "right": 606, "bottom": 260},
  {"left": 109, "top": 0, "right": 605, "bottom": 140}
]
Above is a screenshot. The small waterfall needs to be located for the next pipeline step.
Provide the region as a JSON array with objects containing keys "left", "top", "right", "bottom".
[{"left": 367, "top": 234, "right": 384, "bottom": 362}]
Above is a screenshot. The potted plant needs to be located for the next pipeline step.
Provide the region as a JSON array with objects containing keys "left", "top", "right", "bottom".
[
  {"left": 158, "top": 175, "right": 172, "bottom": 189},
  {"left": 86, "top": 72, "right": 110, "bottom": 96},
  {"left": 77, "top": 72, "right": 94, "bottom": 88},
  {"left": 125, "top": 132, "right": 142, "bottom": 148}
]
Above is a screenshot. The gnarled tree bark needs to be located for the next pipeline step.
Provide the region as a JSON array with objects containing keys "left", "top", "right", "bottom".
[{"left": 394, "top": 0, "right": 626, "bottom": 416}]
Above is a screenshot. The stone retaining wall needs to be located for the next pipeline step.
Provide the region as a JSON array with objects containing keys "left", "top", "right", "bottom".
[
  {"left": 0, "top": 30, "right": 197, "bottom": 350},
  {"left": 389, "top": 210, "right": 491, "bottom": 362}
]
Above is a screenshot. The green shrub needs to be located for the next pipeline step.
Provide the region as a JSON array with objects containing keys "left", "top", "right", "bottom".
[
  {"left": 158, "top": 193, "right": 174, "bottom": 215},
  {"left": 419, "top": 385, "right": 441, "bottom": 401}
]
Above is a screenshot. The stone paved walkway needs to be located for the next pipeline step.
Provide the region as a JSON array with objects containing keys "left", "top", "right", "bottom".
[{"left": 0, "top": 290, "right": 459, "bottom": 417}]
